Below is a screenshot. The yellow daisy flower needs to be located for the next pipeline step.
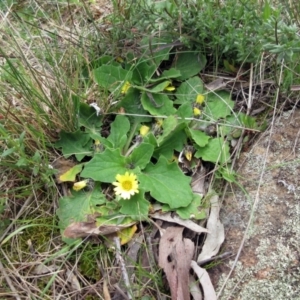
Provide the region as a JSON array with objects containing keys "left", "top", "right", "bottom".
[
  {"left": 140, "top": 125, "right": 150, "bottom": 137},
  {"left": 121, "top": 81, "right": 131, "bottom": 94},
  {"left": 73, "top": 180, "right": 88, "bottom": 191},
  {"left": 196, "top": 94, "right": 205, "bottom": 105},
  {"left": 112, "top": 172, "right": 139, "bottom": 200}
]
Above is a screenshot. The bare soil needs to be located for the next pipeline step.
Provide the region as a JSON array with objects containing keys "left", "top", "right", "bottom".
[{"left": 210, "top": 109, "right": 300, "bottom": 299}]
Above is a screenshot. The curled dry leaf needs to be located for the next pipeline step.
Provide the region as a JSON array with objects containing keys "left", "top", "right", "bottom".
[
  {"left": 151, "top": 212, "right": 209, "bottom": 234},
  {"left": 190, "top": 260, "right": 217, "bottom": 300},
  {"left": 197, "top": 195, "right": 224, "bottom": 263},
  {"left": 66, "top": 268, "right": 81, "bottom": 291},
  {"left": 159, "top": 227, "right": 195, "bottom": 300},
  {"left": 63, "top": 221, "right": 136, "bottom": 239},
  {"left": 189, "top": 274, "right": 203, "bottom": 300}
]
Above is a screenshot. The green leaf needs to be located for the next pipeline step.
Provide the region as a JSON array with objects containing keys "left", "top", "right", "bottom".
[
  {"left": 131, "top": 61, "right": 156, "bottom": 85},
  {"left": 176, "top": 102, "right": 193, "bottom": 119},
  {"left": 203, "top": 91, "right": 234, "bottom": 121},
  {"left": 93, "top": 65, "right": 132, "bottom": 92},
  {"left": 127, "top": 143, "right": 154, "bottom": 170},
  {"left": 59, "top": 164, "right": 83, "bottom": 182},
  {"left": 149, "top": 68, "right": 182, "bottom": 83},
  {"left": 157, "top": 115, "right": 178, "bottom": 145},
  {"left": 80, "top": 149, "right": 127, "bottom": 182},
  {"left": 118, "top": 88, "right": 150, "bottom": 122},
  {"left": 141, "top": 92, "right": 176, "bottom": 116},
  {"left": 195, "top": 138, "right": 230, "bottom": 164},
  {"left": 56, "top": 185, "right": 106, "bottom": 235},
  {"left": 164, "top": 194, "right": 206, "bottom": 220},
  {"left": 55, "top": 130, "right": 92, "bottom": 161},
  {"left": 175, "top": 76, "right": 204, "bottom": 104},
  {"left": 78, "top": 102, "right": 102, "bottom": 133},
  {"left": 154, "top": 127, "right": 187, "bottom": 160},
  {"left": 139, "top": 156, "right": 193, "bottom": 209},
  {"left": 174, "top": 52, "right": 206, "bottom": 80},
  {"left": 107, "top": 115, "right": 130, "bottom": 149},
  {"left": 189, "top": 129, "right": 210, "bottom": 147},
  {"left": 119, "top": 190, "right": 150, "bottom": 220}
]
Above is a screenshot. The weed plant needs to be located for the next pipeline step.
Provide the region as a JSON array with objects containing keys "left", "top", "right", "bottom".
[{"left": 1, "top": 0, "right": 300, "bottom": 298}]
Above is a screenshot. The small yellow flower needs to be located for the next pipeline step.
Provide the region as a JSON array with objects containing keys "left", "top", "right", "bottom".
[
  {"left": 196, "top": 94, "right": 205, "bottom": 105},
  {"left": 112, "top": 172, "right": 139, "bottom": 200},
  {"left": 73, "top": 180, "right": 88, "bottom": 191},
  {"left": 193, "top": 107, "right": 201, "bottom": 116},
  {"left": 140, "top": 125, "right": 150, "bottom": 136},
  {"left": 121, "top": 81, "right": 131, "bottom": 94},
  {"left": 155, "top": 118, "right": 164, "bottom": 127}
]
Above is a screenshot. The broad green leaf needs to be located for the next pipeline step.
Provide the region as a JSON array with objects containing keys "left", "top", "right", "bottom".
[
  {"left": 189, "top": 129, "right": 210, "bottom": 147},
  {"left": 141, "top": 92, "right": 176, "bottom": 116},
  {"left": 127, "top": 143, "right": 154, "bottom": 170},
  {"left": 80, "top": 149, "right": 127, "bottom": 182},
  {"left": 93, "top": 65, "right": 132, "bottom": 91},
  {"left": 59, "top": 164, "right": 83, "bottom": 182},
  {"left": 195, "top": 138, "right": 230, "bottom": 164},
  {"left": 119, "top": 190, "right": 150, "bottom": 220},
  {"left": 78, "top": 102, "right": 102, "bottom": 134},
  {"left": 132, "top": 61, "right": 156, "bottom": 85},
  {"left": 149, "top": 68, "right": 182, "bottom": 83},
  {"left": 57, "top": 186, "right": 106, "bottom": 235},
  {"left": 118, "top": 88, "right": 150, "bottom": 122},
  {"left": 163, "top": 194, "right": 206, "bottom": 220},
  {"left": 55, "top": 130, "right": 92, "bottom": 161},
  {"left": 154, "top": 126, "right": 187, "bottom": 160},
  {"left": 176, "top": 102, "right": 193, "bottom": 119},
  {"left": 175, "top": 76, "right": 204, "bottom": 104},
  {"left": 139, "top": 156, "right": 193, "bottom": 209},
  {"left": 134, "top": 80, "right": 172, "bottom": 93},
  {"left": 174, "top": 52, "right": 206, "bottom": 80},
  {"left": 203, "top": 91, "right": 234, "bottom": 121},
  {"left": 157, "top": 115, "right": 178, "bottom": 145},
  {"left": 107, "top": 115, "right": 130, "bottom": 149}
]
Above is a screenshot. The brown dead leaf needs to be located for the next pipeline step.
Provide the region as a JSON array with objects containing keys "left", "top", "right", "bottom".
[
  {"left": 205, "top": 78, "right": 226, "bottom": 92},
  {"left": 52, "top": 158, "right": 76, "bottom": 183},
  {"left": 197, "top": 195, "right": 224, "bottom": 263},
  {"left": 158, "top": 226, "right": 195, "bottom": 300},
  {"left": 66, "top": 268, "right": 81, "bottom": 291},
  {"left": 191, "top": 260, "right": 217, "bottom": 300},
  {"left": 63, "top": 221, "right": 136, "bottom": 239},
  {"left": 151, "top": 212, "right": 209, "bottom": 234}
]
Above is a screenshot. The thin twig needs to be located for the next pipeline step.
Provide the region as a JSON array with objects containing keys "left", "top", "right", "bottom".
[
  {"left": 217, "top": 60, "right": 284, "bottom": 299},
  {"left": 113, "top": 236, "right": 132, "bottom": 300},
  {"left": 0, "top": 260, "right": 22, "bottom": 300}
]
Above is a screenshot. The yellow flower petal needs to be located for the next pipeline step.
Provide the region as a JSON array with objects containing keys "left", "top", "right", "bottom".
[
  {"left": 140, "top": 125, "right": 150, "bottom": 137},
  {"left": 196, "top": 94, "right": 205, "bottom": 105},
  {"left": 121, "top": 81, "right": 131, "bottom": 94},
  {"left": 73, "top": 180, "right": 88, "bottom": 191},
  {"left": 164, "top": 85, "right": 176, "bottom": 91},
  {"left": 112, "top": 172, "right": 139, "bottom": 200},
  {"left": 193, "top": 107, "right": 201, "bottom": 116}
]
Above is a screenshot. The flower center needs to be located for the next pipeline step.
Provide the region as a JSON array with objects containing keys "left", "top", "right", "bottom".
[{"left": 122, "top": 181, "right": 132, "bottom": 191}]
